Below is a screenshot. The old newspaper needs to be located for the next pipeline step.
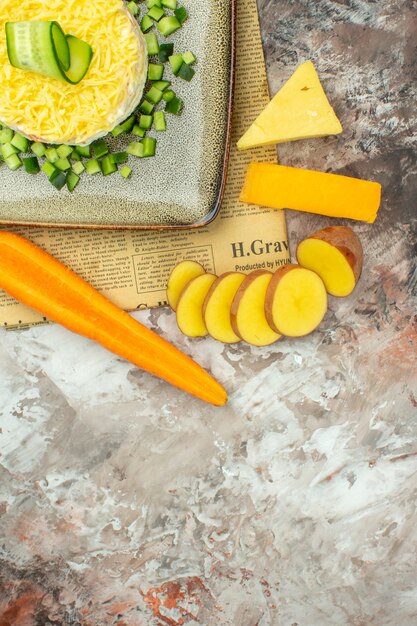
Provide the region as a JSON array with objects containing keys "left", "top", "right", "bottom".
[{"left": 0, "top": 0, "right": 289, "bottom": 329}]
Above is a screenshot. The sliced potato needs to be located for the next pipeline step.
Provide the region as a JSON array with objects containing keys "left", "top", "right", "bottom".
[
  {"left": 230, "top": 270, "right": 281, "bottom": 346},
  {"left": 203, "top": 272, "right": 246, "bottom": 343},
  {"left": 176, "top": 273, "right": 217, "bottom": 337},
  {"left": 297, "top": 226, "right": 363, "bottom": 297},
  {"left": 265, "top": 264, "right": 327, "bottom": 336},
  {"left": 167, "top": 260, "right": 206, "bottom": 311}
]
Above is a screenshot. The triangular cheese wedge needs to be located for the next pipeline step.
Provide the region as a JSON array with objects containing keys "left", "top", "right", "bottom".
[{"left": 237, "top": 61, "right": 342, "bottom": 150}]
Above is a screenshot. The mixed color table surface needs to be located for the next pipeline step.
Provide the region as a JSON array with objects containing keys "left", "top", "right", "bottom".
[{"left": 1, "top": 1, "right": 416, "bottom": 624}]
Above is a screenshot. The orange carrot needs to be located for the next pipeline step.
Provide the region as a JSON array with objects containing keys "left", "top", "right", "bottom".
[
  {"left": 0, "top": 231, "right": 227, "bottom": 406},
  {"left": 240, "top": 162, "right": 382, "bottom": 223}
]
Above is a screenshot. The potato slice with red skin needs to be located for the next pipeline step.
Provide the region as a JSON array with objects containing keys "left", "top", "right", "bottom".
[
  {"left": 203, "top": 272, "right": 246, "bottom": 343},
  {"left": 296, "top": 226, "right": 363, "bottom": 297},
  {"left": 167, "top": 260, "right": 206, "bottom": 311},
  {"left": 176, "top": 273, "right": 217, "bottom": 337},
  {"left": 230, "top": 270, "right": 281, "bottom": 346},
  {"left": 265, "top": 264, "right": 327, "bottom": 337}
]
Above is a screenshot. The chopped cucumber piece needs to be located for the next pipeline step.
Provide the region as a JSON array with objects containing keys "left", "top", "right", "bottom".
[
  {"left": 66, "top": 171, "right": 80, "bottom": 192},
  {"left": 148, "top": 63, "right": 164, "bottom": 81},
  {"left": 146, "top": 86, "right": 164, "bottom": 104},
  {"left": 182, "top": 51, "right": 196, "bottom": 65},
  {"left": 168, "top": 53, "right": 183, "bottom": 75},
  {"left": 162, "top": 0, "right": 177, "bottom": 9},
  {"left": 0, "top": 128, "right": 13, "bottom": 144},
  {"left": 132, "top": 124, "right": 146, "bottom": 138},
  {"left": 75, "top": 145, "right": 91, "bottom": 158},
  {"left": 141, "top": 15, "right": 153, "bottom": 32},
  {"left": 165, "top": 96, "right": 183, "bottom": 115},
  {"left": 5, "top": 153, "right": 22, "bottom": 170},
  {"left": 92, "top": 139, "right": 109, "bottom": 158},
  {"left": 127, "top": 141, "right": 144, "bottom": 158},
  {"left": 85, "top": 158, "right": 101, "bottom": 175},
  {"left": 174, "top": 7, "right": 188, "bottom": 24},
  {"left": 71, "top": 149, "right": 81, "bottom": 161},
  {"left": 154, "top": 111, "right": 166, "bottom": 132},
  {"left": 178, "top": 63, "right": 195, "bottom": 81},
  {"left": 101, "top": 155, "right": 117, "bottom": 176},
  {"left": 139, "top": 100, "right": 154, "bottom": 115},
  {"left": 1, "top": 142, "right": 19, "bottom": 159},
  {"left": 147, "top": 0, "right": 162, "bottom": 7},
  {"left": 162, "top": 89, "right": 175, "bottom": 102},
  {"left": 42, "top": 161, "right": 57, "bottom": 178},
  {"left": 148, "top": 6, "right": 165, "bottom": 21},
  {"left": 31, "top": 141, "right": 46, "bottom": 157},
  {"left": 11, "top": 133, "right": 29, "bottom": 153},
  {"left": 145, "top": 33, "right": 159, "bottom": 56},
  {"left": 55, "top": 157, "right": 71, "bottom": 171},
  {"left": 57, "top": 144, "right": 73, "bottom": 159},
  {"left": 22, "top": 156, "right": 40, "bottom": 173},
  {"left": 45, "top": 147, "right": 59, "bottom": 163},
  {"left": 72, "top": 161, "right": 85, "bottom": 175},
  {"left": 142, "top": 137, "right": 157, "bottom": 157},
  {"left": 152, "top": 80, "right": 171, "bottom": 91},
  {"left": 112, "top": 151, "right": 128, "bottom": 164},
  {"left": 158, "top": 43, "right": 174, "bottom": 63},
  {"left": 139, "top": 115, "right": 153, "bottom": 130},
  {"left": 112, "top": 114, "right": 136, "bottom": 137},
  {"left": 127, "top": 1, "right": 139, "bottom": 16},
  {"left": 49, "top": 169, "right": 67, "bottom": 190},
  {"left": 157, "top": 16, "right": 181, "bottom": 35},
  {"left": 120, "top": 165, "right": 132, "bottom": 179}
]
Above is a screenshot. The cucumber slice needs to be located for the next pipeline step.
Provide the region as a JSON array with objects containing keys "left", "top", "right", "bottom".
[
  {"left": 165, "top": 96, "right": 183, "bottom": 115},
  {"left": 148, "top": 6, "right": 165, "bottom": 21},
  {"left": 154, "top": 111, "right": 166, "bottom": 132},
  {"left": 174, "top": 7, "right": 188, "bottom": 24},
  {"left": 49, "top": 169, "right": 67, "bottom": 190},
  {"left": 120, "top": 165, "right": 132, "bottom": 179},
  {"left": 127, "top": 141, "right": 144, "bottom": 157},
  {"left": 42, "top": 161, "right": 57, "bottom": 178},
  {"left": 152, "top": 80, "right": 171, "bottom": 91},
  {"left": 55, "top": 157, "right": 71, "bottom": 171},
  {"left": 178, "top": 63, "right": 195, "bottom": 81},
  {"left": 162, "top": 89, "right": 175, "bottom": 102},
  {"left": 92, "top": 139, "right": 108, "bottom": 159},
  {"left": 168, "top": 54, "right": 183, "bottom": 75},
  {"left": 157, "top": 16, "right": 181, "bottom": 36},
  {"left": 5, "top": 153, "right": 22, "bottom": 170},
  {"left": 148, "top": 63, "right": 164, "bottom": 81},
  {"left": 0, "top": 128, "right": 14, "bottom": 144},
  {"left": 146, "top": 86, "right": 164, "bottom": 105},
  {"left": 1, "top": 143, "right": 19, "bottom": 159},
  {"left": 158, "top": 43, "right": 174, "bottom": 63},
  {"left": 5, "top": 21, "right": 92, "bottom": 85},
  {"left": 66, "top": 171, "right": 80, "bottom": 192},
  {"left": 11, "top": 133, "right": 29, "bottom": 152},
  {"left": 142, "top": 137, "right": 156, "bottom": 157},
  {"left": 101, "top": 155, "right": 118, "bottom": 176},
  {"left": 145, "top": 33, "right": 160, "bottom": 56},
  {"left": 57, "top": 144, "right": 73, "bottom": 159},
  {"left": 139, "top": 115, "right": 153, "bottom": 130},
  {"left": 132, "top": 125, "right": 146, "bottom": 138},
  {"left": 31, "top": 141, "right": 46, "bottom": 157},
  {"left": 139, "top": 100, "right": 154, "bottom": 115},
  {"left": 23, "top": 156, "right": 40, "bottom": 173},
  {"left": 72, "top": 161, "right": 85, "bottom": 175},
  {"left": 112, "top": 152, "right": 129, "bottom": 164},
  {"left": 75, "top": 145, "right": 91, "bottom": 158},
  {"left": 85, "top": 159, "right": 101, "bottom": 175}
]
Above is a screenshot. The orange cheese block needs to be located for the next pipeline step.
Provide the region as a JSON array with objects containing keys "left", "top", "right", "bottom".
[{"left": 240, "top": 162, "right": 382, "bottom": 223}]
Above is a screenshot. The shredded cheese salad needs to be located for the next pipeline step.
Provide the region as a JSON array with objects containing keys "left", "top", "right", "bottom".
[{"left": 0, "top": 0, "right": 147, "bottom": 144}]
